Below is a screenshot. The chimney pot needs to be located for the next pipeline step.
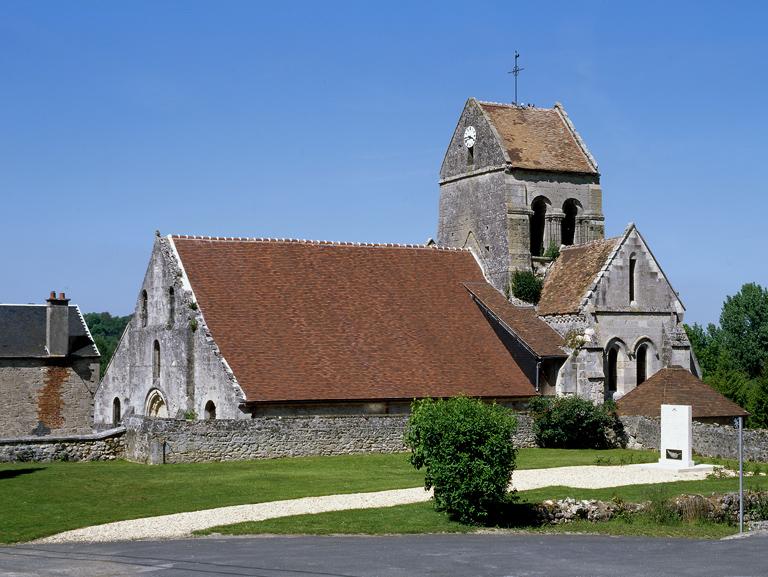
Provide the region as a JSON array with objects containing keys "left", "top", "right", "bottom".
[{"left": 46, "top": 290, "right": 70, "bottom": 356}]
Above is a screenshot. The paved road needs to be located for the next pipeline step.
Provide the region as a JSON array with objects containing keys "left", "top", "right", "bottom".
[{"left": 1, "top": 534, "right": 766, "bottom": 577}]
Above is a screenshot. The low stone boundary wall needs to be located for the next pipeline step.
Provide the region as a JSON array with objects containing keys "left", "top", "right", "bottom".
[
  {"left": 0, "top": 412, "right": 535, "bottom": 465},
  {"left": 124, "top": 413, "right": 536, "bottom": 464},
  {"left": 124, "top": 415, "right": 408, "bottom": 464},
  {"left": 0, "top": 427, "right": 126, "bottom": 462},
  {"left": 621, "top": 416, "right": 768, "bottom": 462}
]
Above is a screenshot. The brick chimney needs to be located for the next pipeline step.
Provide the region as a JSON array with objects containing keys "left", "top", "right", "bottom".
[{"left": 46, "top": 291, "right": 70, "bottom": 357}]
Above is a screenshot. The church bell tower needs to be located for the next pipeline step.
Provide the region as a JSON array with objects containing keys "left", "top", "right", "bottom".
[{"left": 437, "top": 98, "right": 604, "bottom": 293}]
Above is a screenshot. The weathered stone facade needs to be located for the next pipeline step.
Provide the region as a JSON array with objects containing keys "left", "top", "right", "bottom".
[
  {"left": 545, "top": 226, "right": 694, "bottom": 402},
  {"left": 0, "top": 358, "right": 99, "bottom": 438},
  {"left": 94, "top": 234, "right": 247, "bottom": 426}
]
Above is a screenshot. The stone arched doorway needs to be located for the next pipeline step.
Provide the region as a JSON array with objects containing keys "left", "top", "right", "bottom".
[{"left": 145, "top": 389, "right": 168, "bottom": 418}]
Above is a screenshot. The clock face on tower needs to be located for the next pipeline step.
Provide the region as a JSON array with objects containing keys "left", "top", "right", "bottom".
[{"left": 463, "top": 125, "right": 476, "bottom": 148}]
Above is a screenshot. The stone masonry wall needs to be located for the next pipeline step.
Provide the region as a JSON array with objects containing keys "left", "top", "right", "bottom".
[
  {"left": 0, "top": 357, "right": 99, "bottom": 438},
  {"left": 0, "top": 428, "right": 125, "bottom": 462},
  {"left": 621, "top": 416, "right": 768, "bottom": 462},
  {"left": 94, "top": 235, "right": 247, "bottom": 426},
  {"left": 0, "top": 413, "right": 535, "bottom": 464},
  {"left": 124, "top": 413, "right": 537, "bottom": 464}
]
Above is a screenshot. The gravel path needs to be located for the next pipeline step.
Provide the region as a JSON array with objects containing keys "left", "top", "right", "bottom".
[{"left": 35, "top": 464, "right": 715, "bottom": 544}]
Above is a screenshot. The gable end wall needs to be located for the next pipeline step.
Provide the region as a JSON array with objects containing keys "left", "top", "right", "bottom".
[{"left": 94, "top": 237, "right": 247, "bottom": 425}]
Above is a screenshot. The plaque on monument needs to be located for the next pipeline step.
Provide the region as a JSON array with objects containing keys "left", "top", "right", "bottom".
[{"left": 659, "top": 404, "right": 693, "bottom": 468}]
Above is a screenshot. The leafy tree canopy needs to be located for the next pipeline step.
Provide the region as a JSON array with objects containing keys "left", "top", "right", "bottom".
[
  {"left": 685, "top": 283, "right": 768, "bottom": 428},
  {"left": 719, "top": 283, "right": 768, "bottom": 379},
  {"left": 83, "top": 312, "right": 132, "bottom": 375}
]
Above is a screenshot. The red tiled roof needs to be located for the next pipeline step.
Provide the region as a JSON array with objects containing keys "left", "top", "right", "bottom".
[
  {"left": 616, "top": 367, "right": 749, "bottom": 418},
  {"left": 463, "top": 282, "right": 566, "bottom": 358},
  {"left": 172, "top": 237, "right": 536, "bottom": 403},
  {"left": 538, "top": 237, "right": 620, "bottom": 316},
  {"left": 478, "top": 102, "right": 597, "bottom": 174}
]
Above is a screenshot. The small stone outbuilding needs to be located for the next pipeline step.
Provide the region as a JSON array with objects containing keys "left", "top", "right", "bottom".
[
  {"left": 0, "top": 292, "right": 100, "bottom": 438},
  {"left": 615, "top": 366, "right": 748, "bottom": 425}
]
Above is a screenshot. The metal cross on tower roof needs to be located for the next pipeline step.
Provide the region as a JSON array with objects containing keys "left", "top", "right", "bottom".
[{"left": 508, "top": 51, "right": 524, "bottom": 105}]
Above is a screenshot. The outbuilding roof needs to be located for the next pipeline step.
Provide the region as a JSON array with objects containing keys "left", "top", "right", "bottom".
[
  {"left": 0, "top": 304, "right": 99, "bottom": 358},
  {"left": 477, "top": 101, "right": 598, "bottom": 174},
  {"left": 615, "top": 367, "right": 749, "bottom": 419},
  {"left": 171, "top": 236, "right": 537, "bottom": 404}
]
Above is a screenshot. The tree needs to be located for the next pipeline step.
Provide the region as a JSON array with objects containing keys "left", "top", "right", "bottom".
[
  {"left": 684, "top": 283, "right": 768, "bottom": 429},
  {"left": 719, "top": 283, "right": 768, "bottom": 379},
  {"left": 684, "top": 322, "right": 722, "bottom": 378},
  {"left": 405, "top": 397, "right": 518, "bottom": 524},
  {"left": 749, "top": 372, "right": 768, "bottom": 429},
  {"left": 83, "top": 312, "right": 132, "bottom": 375}
]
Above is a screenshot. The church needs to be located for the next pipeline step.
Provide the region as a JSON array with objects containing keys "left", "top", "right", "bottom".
[{"left": 93, "top": 98, "right": 698, "bottom": 426}]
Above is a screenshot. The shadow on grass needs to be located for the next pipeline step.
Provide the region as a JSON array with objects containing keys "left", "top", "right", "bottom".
[
  {"left": 0, "top": 467, "right": 45, "bottom": 480},
  {"left": 484, "top": 500, "right": 542, "bottom": 528}
]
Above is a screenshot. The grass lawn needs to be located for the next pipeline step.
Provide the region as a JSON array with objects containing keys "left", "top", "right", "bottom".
[
  {"left": 196, "top": 499, "right": 739, "bottom": 540},
  {"left": 0, "top": 452, "right": 421, "bottom": 544},
  {"left": 198, "top": 464, "right": 768, "bottom": 541},
  {"left": 0, "top": 447, "right": 759, "bottom": 543}
]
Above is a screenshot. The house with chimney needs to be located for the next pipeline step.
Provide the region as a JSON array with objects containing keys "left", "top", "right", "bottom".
[{"left": 0, "top": 292, "right": 100, "bottom": 438}]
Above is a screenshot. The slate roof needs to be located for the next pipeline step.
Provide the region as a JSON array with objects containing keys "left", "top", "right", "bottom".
[
  {"left": 478, "top": 101, "right": 598, "bottom": 175},
  {"left": 463, "top": 282, "right": 566, "bottom": 358},
  {"left": 0, "top": 305, "right": 99, "bottom": 358},
  {"left": 537, "top": 237, "right": 621, "bottom": 316},
  {"left": 171, "top": 236, "right": 537, "bottom": 404},
  {"left": 615, "top": 367, "right": 749, "bottom": 419}
]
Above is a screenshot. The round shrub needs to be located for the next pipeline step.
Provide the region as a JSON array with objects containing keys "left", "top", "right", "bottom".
[
  {"left": 510, "top": 270, "right": 543, "bottom": 304},
  {"left": 528, "top": 395, "right": 622, "bottom": 449},
  {"left": 405, "top": 397, "right": 518, "bottom": 524}
]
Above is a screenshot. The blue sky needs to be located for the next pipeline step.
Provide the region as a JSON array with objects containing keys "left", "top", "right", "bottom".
[{"left": 1, "top": 1, "right": 766, "bottom": 324}]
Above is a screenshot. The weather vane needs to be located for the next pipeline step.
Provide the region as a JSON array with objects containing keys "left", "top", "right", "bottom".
[{"left": 508, "top": 51, "right": 524, "bottom": 105}]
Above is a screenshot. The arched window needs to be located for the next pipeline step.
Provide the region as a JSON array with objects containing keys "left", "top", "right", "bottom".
[
  {"left": 168, "top": 287, "right": 175, "bottom": 327},
  {"left": 561, "top": 199, "right": 579, "bottom": 246},
  {"left": 636, "top": 343, "right": 648, "bottom": 385},
  {"left": 152, "top": 340, "right": 160, "bottom": 385},
  {"left": 112, "top": 397, "right": 121, "bottom": 426},
  {"left": 145, "top": 389, "right": 168, "bottom": 418},
  {"left": 629, "top": 254, "right": 637, "bottom": 304},
  {"left": 141, "top": 290, "right": 148, "bottom": 327},
  {"left": 530, "top": 197, "right": 548, "bottom": 257},
  {"left": 204, "top": 400, "right": 217, "bottom": 420},
  {"left": 606, "top": 346, "right": 619, "bottom": 393}
]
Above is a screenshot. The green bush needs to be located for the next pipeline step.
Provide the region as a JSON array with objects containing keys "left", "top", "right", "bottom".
[
  {"left": 405, "top": 397, "right": 518, "bottom": 524},
  {"left": 543, "top": 242, "right": 561, "bottom": 260},
  {"left": 528, "top": 395, "right": 622, "bottom": 449},
  {"left": 511, "top": 270, "right": 543, "bottom": 304}
]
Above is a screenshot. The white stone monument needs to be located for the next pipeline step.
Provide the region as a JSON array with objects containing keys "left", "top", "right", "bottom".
[{"left": 658, "top": 404, "right": 694, "bottom": 468}]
